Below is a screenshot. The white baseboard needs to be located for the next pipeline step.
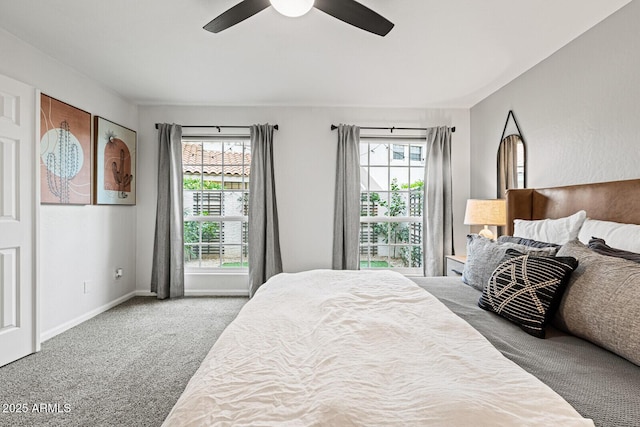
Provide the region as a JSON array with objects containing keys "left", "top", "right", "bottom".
[{"left": 40, "top": 291, "right": 137, "bottom": 342}]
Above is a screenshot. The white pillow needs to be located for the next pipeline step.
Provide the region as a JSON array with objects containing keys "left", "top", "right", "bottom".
[
  {"left": 513, "top": 210, "right": 586, "bottom": 245},
  {"left": 578, "top": 218, "right": 640, "bottom": 253}
]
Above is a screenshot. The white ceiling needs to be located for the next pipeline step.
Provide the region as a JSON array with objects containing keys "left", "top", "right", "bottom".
[{"left": 0, "top": 0, "right": 631, "bottom": 108}]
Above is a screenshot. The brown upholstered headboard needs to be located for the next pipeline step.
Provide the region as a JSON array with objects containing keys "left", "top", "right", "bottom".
[{"left": 505, "top": 179, "right": 640, "bottom": 235}]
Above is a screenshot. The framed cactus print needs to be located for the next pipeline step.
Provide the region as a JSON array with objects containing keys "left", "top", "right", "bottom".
[
  {"left": 40, "top": 94, "right": 92, "bottom": 204},
  {"left": 94, "top": 116, "right": 136, "bottom": 205}
]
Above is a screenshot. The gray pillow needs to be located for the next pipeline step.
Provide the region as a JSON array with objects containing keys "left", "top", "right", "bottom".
[
  {"left": 587, "top": 237, "right": 640, "bottom": 264},
  {"left": 497, "top": 235, "right": 561, "bottom": 249},
  {"left": 462, "top": 234, "right": 558, "bottom": 291},
  {"left": 556, "top": 240, "right": 640, "bottom": 366}
]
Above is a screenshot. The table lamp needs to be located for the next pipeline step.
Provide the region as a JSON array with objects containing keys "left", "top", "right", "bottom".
[{"left": 464, "top": 199, "right": 506, "bottom": 240}]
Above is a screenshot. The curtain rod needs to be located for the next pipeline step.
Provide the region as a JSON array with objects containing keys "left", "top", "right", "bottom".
[
  {"left": 154, "top": 124, "right": 278, "bottom": 131},
  {"left": 330, "top": 124, "right": 455, "bottom": 133}
]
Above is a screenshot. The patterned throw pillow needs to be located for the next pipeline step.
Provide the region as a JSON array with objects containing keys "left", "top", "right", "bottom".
[{"left": 478, "top": 250, "right": 578, "bottom": 338}]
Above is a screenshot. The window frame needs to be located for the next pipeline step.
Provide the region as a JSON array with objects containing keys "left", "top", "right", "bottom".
[
  {"left": 359, "top": 137, "right": 426, "bottom": 275},
  {"left": 182, "top": 134, "right": 251, "bottom": 274}
]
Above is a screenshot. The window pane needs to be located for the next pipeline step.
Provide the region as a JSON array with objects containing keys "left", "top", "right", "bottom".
[
  {"left": 359, "top": 142, "right": 370, "bottom": 166},
  {"left": 385, "top": 191, "right": 409, "bottom": 217},
  {"left": 221, "top": 245, "right": 245, "bottom": 267},
  {"left": 409, "top": 145, "right": 423, "bottom": 162},
  {"left": 360, "top": 193, "right": 381, "bottom": 217},
  {"left": 183, "top": 190, "right": 199, "bottom": 216},
  {"left": 183, "top": 176, "right": 204, "bottom": 190},
  {"left": 184, "top": 244, "right": 201, "bottom": 268},
  {"left": 390, "top": 168, "right": 409, "bottom": 189},
  {"left": 408, "top": 191, "right": 423, "bottom": 216},
  {"left": 221, "top": 221, "right": 242, "bottom": 244},
  {"left": 184, "top": 220, "right": 203, "bottom": 267},
  {"left": 359, "top": 222, "right": 377, "bottom": 245},
  {"left": 199, "top": 245, "right": 222, "bottom": 268},
  {"left": 393, "top": 245, "right": 423, "bottom": 268},
  {"left": 223, "top": 192, "right": 246, "bottom": 216},
  {"left": 392, "top": 144, "right": 405, "bottom": 160},
  {"left": 368, "top": 167, "right": 388, "bottom": 192},
  {"left": 201, "top": 141, "right": 223, "bottom": 165},
  {"left": 407, "top": 222, "right": 422, "bottom": 245},
  {"left": 184, "top": 220, "right": 201, "bottom": 244},
  {"left": 183, "top": 143, "right": 203, "bottom": 172},
  {"left": 409, "top": 167, "right": 423, "bottom": 187},
  {"left": 372, "top": 245, "right": 390, "bottom": 268},
  {"left": 201, "top": 221, "right": 221, "bottom": 247},
  {"left": 199, "top": 191, "right": 223, "bottom": 216},
  {"left": 370, "top": 143, "right": 390, "bottom": 166},
  {"left": 374, "top": 192, "right": 390, "bottom": 216}
]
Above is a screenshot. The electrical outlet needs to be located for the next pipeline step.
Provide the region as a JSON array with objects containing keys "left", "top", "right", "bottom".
[
  {"left": 83, "top": 281, "right": 93, "bottom": 294},
  {"left": 115, "top": 268, "right": 123, "bottom": 279}
]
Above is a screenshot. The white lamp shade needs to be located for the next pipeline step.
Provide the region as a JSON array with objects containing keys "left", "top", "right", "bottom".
[
  {"left": 463, "top": 199, "right": 507, "bottom": 226},
  {"left": 270, "top": 0, "right": 315, "bottom": 17}
]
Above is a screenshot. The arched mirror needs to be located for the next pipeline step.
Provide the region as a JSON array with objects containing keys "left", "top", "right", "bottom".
[{"left": 497, "top": 111, "right": 526, "bottom": 198}]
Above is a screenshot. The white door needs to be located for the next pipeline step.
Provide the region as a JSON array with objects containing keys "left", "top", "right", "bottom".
[{"left": 0, "top": 74, "right": 38, "bottom": 367}]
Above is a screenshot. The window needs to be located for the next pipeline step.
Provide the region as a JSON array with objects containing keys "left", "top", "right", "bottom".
[
  {"left": 360, "top": 141, "right": 425, "bottom": 274},
  {"left": 182, "top": 138, "right": 250, "bottom": 271},
  {"left": 392, "top": 144, "right": 405, "bottom": 160},
  {"left": 409, "top": 145, "right": 422, "bottom": 162}
]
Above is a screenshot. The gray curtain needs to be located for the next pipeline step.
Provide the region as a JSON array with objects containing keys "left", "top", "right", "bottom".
[
  {"left": 248, "top": 124, "right": 282, "bottom": 297},
  {"left": 151, "top": 124, "right": 184, "bottom": 299},
  {"left": 423, "top": 126, "right": 454, "bottom": 276},
  {"left": 332, "top": 124, "right": 361, "bottom": 270},
  {"left": 497, "top": 134, "right": 519, "bottom": 198}
]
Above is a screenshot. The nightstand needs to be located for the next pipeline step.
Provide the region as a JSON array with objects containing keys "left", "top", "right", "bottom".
[{"left": 445, "top": 255, "right": 467, "bottom": 277}]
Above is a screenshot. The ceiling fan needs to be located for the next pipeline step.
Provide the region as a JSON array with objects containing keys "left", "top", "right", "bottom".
[{"left": 204, "top": 0, "right": 394, "bottom": 37}]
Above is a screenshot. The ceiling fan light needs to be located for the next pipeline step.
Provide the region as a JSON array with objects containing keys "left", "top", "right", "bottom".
[{"left": 270, "top": 0, "right": 315, "bottom": 18}]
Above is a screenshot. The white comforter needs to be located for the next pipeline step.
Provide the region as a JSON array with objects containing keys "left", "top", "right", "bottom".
[{"left": 163, "top": 270, "right": 593, "bottom": 426}]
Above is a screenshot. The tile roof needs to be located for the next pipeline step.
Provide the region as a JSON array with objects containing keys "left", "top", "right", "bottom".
[{"left": 182, "top": 143, "right": 251, "bottom": 176}]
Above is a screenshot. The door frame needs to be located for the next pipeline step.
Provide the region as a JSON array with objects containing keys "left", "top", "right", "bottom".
[{"left": 33, "top": 88, "right": 41, "bottom": 353}]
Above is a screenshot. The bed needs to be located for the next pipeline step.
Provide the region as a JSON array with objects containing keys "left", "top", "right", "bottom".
[{"left": 163, "top": 178, "right": 640, "bottom": 427}]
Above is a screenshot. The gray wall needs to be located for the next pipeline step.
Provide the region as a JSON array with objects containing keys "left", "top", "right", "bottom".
[{"left": 470, "top": 1, "right": 640, "bottom": 199}]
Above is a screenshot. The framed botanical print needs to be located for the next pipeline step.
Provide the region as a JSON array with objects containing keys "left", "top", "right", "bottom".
[
  {"left": 39, "top": 94, "right": 92, "bottom": 204},
  {"left": 94, "top": 116, "right": 137, "bottom": 205}
]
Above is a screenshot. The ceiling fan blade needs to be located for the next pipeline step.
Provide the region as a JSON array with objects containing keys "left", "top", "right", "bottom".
[
  {"left": 204, "top": 0, "right": 271, "bottom": 33},
  {"left": 314, "top": 0, "right": 394, "bottom": 36}
]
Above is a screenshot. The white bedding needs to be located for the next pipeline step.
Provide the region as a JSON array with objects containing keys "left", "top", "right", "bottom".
[{"left": 163, "top": 270, "right": 593, "bottom": 426}]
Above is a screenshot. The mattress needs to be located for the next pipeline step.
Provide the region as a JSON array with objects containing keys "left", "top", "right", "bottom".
[
  {"left": 413, "top": 276, "right": 640, "bottom": 427},
  {"left": 163, "top": 270, "right": 593, "bottom": 426}
]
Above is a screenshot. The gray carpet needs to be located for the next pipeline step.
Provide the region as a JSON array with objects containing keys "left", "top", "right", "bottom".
[{"left": 0, "top": 296, "right": 247, "bottom": 427}]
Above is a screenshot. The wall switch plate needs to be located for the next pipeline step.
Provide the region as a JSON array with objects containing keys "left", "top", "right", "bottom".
[
  {"left": 83, "top": 281, "right": 93, "bottom": 294},
  {"left": 115, "top": 268, "right": 123, "bottom": 279}
]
